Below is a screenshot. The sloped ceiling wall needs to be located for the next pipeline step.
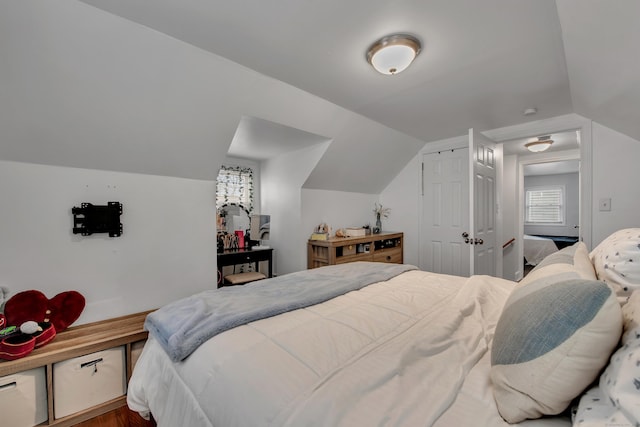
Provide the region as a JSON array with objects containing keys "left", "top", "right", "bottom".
[
  {"left": 556, "top": 0, "right": 640, "bottom": 142},
  {"left": 3, "top": 1, "right": 639, "bottom": 197},
  {"left": 0, "top": 2, "right": 425, "bottom": 194},
  {"left": 77, "top": 0, "right": 576, "bottom": 144}
]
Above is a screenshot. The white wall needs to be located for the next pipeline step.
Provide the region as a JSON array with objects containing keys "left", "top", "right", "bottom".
[
  {"left": 502, "top": 155, "right": 519, "bottom": 281},
  {"left": 592, "top": 122, "right": 640, "bottom": 246},
  {"left": 0, "top": 160, "right": 217, "bottom": 325},
  {"left": 261, "top": 143, "right": 329, "bottom": 275},
  {"left": 523, "top": 172, "right": 580, "bottom": 237},
  {"left": 380, "top": 153, "right": 423, "bottom": 268},
  {"left": 301, "top": 189, "right": 379, "bottom": 236}
]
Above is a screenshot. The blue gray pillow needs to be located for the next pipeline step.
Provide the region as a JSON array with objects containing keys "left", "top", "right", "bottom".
[{"left": 490, "top": 277, "right": 622, "bottom": 423}]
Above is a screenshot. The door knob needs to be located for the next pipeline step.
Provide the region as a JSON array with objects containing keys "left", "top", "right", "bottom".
[
  {"left": 474, "top": 238, "right": 484, "bottom": 245},
  {"left": 462, "top": 232, "right": 470, "bottom": 244}
]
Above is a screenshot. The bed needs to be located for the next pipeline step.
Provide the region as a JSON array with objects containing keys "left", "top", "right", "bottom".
[
  {"left": 524, "top": 234, "right": 559, "bottom": 266},
  {"left": 128, "top": 228, "right": 640, "bottom": 427},
  {"left": 524, "top": 235, "right": 580, "bottom": 266}
]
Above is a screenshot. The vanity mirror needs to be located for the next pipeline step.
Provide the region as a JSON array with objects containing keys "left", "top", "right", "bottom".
[
  {"left": 217, "top": 203, "right": 251, "bottom": 250},
  {"left": 217, "top": 203, "right": 250, "bottom": 234}
]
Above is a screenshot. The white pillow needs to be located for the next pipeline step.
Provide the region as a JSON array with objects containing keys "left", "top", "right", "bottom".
[
  {"left": 590, "top": 228, "right": 640, "bottom": 302},
  {"left": 520, "top": 241, "right": 596, "bottom": 287},
  {"left": 491, "top": 277, "right": 622, "bottom": 423}
]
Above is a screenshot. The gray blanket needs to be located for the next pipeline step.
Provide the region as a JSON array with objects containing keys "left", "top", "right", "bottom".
[{"left": 145, "top": 262, "right": 417, "bottom": 362}]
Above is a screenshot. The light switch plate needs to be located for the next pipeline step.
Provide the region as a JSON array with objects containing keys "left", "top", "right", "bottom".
[{"left": 599, "top": 198, "right": 611, "bottom": 211}]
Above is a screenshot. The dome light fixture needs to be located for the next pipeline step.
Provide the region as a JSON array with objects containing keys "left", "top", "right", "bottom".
[
  {"left": 525, "top": 136, "right": 554, "bottom": 152},
  {"left": 366, "top": 34, "right": 421, "bottom": 75}
]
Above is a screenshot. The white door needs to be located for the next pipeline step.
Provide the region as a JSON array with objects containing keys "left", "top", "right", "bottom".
[
  {"left": 469, "top": 128, "right": 497, "bottom": 276},
  {"left": 420, "top": 130, "right": 498, "bottom": 277},
  {"left": 422, "top": 148, "right": 470, "bottom": 276}
]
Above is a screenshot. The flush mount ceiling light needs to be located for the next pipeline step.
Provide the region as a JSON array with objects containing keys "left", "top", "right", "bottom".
[
  {"left": 525, "top": 136, "right": 554, "bottom": 152},
  {"left": 366, "top": 34, "right": 421, "bottom": 75}
]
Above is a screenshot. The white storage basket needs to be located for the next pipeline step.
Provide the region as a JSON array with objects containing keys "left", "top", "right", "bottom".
[
  {"left": 53, "top": 346, "right": 126, "bottom": 418},
  {"left": 0, "top": 367, "right": 48, "bottom": 427}
]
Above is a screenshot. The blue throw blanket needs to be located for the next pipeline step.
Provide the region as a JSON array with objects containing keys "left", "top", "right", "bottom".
[{"left": 145, "top": 262, "right": 417, "bottom": 362}]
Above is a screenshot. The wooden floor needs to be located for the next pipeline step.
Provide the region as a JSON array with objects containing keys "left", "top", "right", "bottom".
[{"left": 72, "top": 407, "right": 155, "bottom": 427}]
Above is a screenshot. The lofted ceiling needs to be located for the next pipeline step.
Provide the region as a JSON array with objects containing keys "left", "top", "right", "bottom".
[
  {"left": 228, "top": 116, "right": 331, "bottom": 161},
  {"left": 1, "top": 1, "right": 638, "bottom": 195},
  {"left": 79, "top": 0, "right": 640, "bottom": 148}
]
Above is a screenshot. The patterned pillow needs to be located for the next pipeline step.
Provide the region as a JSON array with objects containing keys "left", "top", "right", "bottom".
[
  {"left": 572, "top": 291, "right": 640, "bottom": 427},
  {"left": 598, "top": 291, "right": 640, "bottom": 423},
  {"left": 520, "top": 241, "right": 596, "bottom": 287},
  {"left": 590, "top": 228, "right": 640, "bottom": 303},
  {"left": 490, "top": 277, "right": 622, "bottom": 423},
  {"left": 572, "top": 386, "right": 635, "bottom": 427},
  {"left": 621, "top": 290, "right": 640, "bottom": 344}
]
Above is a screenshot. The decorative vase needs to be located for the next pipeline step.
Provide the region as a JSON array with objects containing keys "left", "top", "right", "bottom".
[{"left": 375, "top": 213, "right": 382, "bottom": 233}]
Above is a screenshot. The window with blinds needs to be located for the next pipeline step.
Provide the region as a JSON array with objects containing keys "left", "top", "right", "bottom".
[{"left": 525, "top": 186, "right": 564, "bottom": 224}]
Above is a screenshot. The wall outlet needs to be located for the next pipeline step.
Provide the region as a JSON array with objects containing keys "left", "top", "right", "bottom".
[{"left": 599, "top": 198, "right": 612, "bottom": 211}]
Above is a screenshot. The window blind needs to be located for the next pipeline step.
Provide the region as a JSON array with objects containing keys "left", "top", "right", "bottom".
[{"left": 525, "top": 187, "right": 563, "bottom": 224}]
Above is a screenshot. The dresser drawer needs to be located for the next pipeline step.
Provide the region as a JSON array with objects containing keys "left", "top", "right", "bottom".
[{"left": 373, "top": 248, "right": 402, "bottom": 264}]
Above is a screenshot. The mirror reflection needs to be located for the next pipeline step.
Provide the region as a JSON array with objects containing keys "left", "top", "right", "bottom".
[
  {"left": 218, "top": 203, "right": 250, "bottom": 234},
  {"left": 217, "top": 203, "right": 250, "bottom": 250}
]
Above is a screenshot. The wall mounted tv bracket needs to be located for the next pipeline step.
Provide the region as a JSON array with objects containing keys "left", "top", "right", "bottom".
[{"left": 72, "top": 202, "right": 123, "bottom": 237}]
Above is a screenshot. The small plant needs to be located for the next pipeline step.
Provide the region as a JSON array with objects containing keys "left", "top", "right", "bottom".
[{"left": 373, "top": 203, "right": 391, "bottom": 219}]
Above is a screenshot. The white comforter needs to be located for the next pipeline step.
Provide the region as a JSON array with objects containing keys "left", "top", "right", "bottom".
[
  {"left": 128, "top": 270, "right": 570, "bottom": 427},
  {"left": 524, "top": 235, "right": 558, "bottom": 266}
]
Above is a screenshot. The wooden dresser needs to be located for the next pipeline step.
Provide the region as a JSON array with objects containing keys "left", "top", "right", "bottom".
[{"left": 307, "top": 232, "right": 403, "bottom": 269}]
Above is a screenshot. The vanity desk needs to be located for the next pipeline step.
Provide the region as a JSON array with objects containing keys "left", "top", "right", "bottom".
[{"left": 217, "top": 247, "right": 273, "bottom": 286}]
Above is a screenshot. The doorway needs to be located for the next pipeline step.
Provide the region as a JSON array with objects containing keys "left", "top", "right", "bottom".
[
  {"left": 418, "top": 115, "right": 592, "bottom": 280},
  {"left": 501, "top": 130, "right": 581, "bottom": 281},
  {"left": 420, "top": 129, "right": 498, "bottom": 277}
]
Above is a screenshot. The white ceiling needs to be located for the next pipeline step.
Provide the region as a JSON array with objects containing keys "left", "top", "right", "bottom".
[
  {"left": 229, "top": 116, "right": 330, "bottom": 161},
  {"left": 502, "top": 130, "right": 579, "bottom": 156},
  {"left": 523, "top": 160, "right": 580, "bottom": 177},
  {"left": 79, "top": 0, "right": 640, "bottom": 148}
]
